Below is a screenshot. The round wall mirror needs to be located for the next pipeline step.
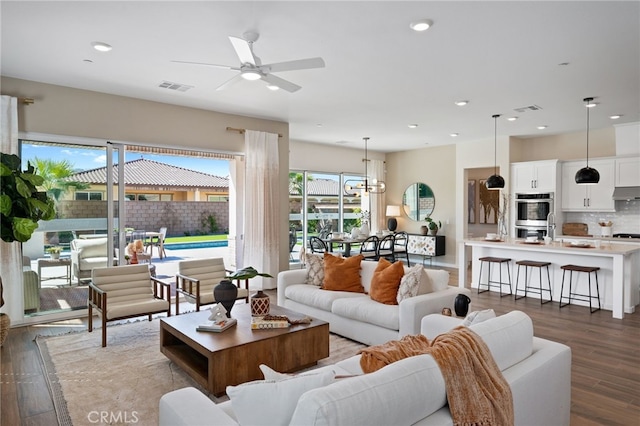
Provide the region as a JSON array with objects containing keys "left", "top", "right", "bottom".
[{"left": 402, "top": 182, "right": 435, "bottom": 221}]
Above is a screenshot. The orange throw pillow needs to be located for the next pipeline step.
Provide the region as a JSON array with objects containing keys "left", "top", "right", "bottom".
[
  {"left": 369, "top": 258, "right": 405, "bottom": 305},
  {"left": 322, "top": 253, "right": 364, "bottom": 293}
]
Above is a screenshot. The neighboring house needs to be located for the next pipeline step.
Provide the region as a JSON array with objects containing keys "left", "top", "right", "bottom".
[{"left": 62, "top": 158, "right": 229, "bottom": 202}]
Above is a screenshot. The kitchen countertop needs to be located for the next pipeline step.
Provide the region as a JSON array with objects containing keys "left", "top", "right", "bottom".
[
  {"left": 465, "top": 237, "right": 640, "bottom": 255},
  {"left": 557, "top": 235, "right": 640, "bottom": 244}
]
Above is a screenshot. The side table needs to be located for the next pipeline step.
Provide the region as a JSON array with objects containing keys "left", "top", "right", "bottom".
[{"left": 37, "top": 257, "right": 72, "bottom": 286}]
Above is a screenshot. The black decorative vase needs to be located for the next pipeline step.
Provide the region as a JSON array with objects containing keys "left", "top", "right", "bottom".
[
  {"left": 214, "top": 279, "right": 238, "bottom": 318},
  {"left": 454, "top": 294, "right": 471, "bottom": 317}
]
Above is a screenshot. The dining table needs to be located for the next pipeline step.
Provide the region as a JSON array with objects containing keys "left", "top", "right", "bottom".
[{"left": 321, "top": 236, "right": 366, "bottom": 257}]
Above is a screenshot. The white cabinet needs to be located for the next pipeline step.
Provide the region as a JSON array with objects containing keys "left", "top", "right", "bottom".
[
  {"left": 511, "top": 160, "right": 559, "bottom": 192},
  {"left": 615, "top": 156, "right": 640, "bottom": 187},
  {"left": 561, "top": 159, "right": 615, "bottom": 212}
]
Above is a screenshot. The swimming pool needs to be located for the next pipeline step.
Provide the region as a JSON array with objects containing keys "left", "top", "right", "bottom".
[{"left": 163, "top": 240, "right": 228, "bottom": 250}]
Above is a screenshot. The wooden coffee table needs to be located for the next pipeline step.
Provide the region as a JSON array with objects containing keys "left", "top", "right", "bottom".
[{"left": 160, "top": 304, "right": 329, "bottom": 396}]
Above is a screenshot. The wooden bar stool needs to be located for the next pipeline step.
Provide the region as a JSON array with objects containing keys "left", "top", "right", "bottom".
[
  {"left": 477, "top": 256, "right": 512, "bottom": 297},
  {"left": 559, "top": 264, "right": 601, "bottom": 313},
  {"left": 514, "top": 260, "right": 553, "bottom": 304}
]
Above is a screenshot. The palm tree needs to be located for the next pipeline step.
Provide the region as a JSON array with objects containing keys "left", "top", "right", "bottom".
[{"left": 30, "top": 157, "right": 89, "bottom": 201}]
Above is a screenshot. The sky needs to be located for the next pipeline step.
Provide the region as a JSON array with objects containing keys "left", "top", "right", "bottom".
[{"left": 21, "top": 142, "right": 230, "bottom": 177}]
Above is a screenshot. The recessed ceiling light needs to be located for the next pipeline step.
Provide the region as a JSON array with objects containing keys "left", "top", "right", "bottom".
[
  {"left": 537, "top": 125, "right": 548, "bottom": 130},
  {"left": 91, "top": 42, "right": 112, "bottom": 52},
  {"left": 408, "top": 124, "right": 418, "bottom": 129},
  {"left": 610, "top": 115, "right": 622, "bottom": 120},
  {"left": 450, "top": 133, "right": 459, "bottom": 137},
  {"left": 316, "top": 124, "right": 323, "bottom": 127},
  {"left": 454, "top": 100, "right": 468, "bottom": 106},
  {"left": 507, "top": 116, "right": 518, "bottom": 121},
  {"left": 266, "top": 84, "right": 279, "bottom": 91},
  {"left": 410, "top": 19, "right": 433, "bottom": 32}
]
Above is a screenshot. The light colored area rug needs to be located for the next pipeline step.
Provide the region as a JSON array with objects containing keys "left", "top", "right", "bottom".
[{"left": 36, "top": 319, "right": 365, "bottom": 426}]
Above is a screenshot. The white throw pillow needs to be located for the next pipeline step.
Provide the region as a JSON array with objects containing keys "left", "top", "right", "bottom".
[
  {"left": 260, "top": 364, "right": 292, "bottom": 381},
  {"left": 226, "top": 370, "right": 334, "bottom": 426},
  {"left": 397, "top": 264, "right": 422, "bottom": 303},
  {"left": 462, "top": 309, "right": 496, "bottom": 327}
]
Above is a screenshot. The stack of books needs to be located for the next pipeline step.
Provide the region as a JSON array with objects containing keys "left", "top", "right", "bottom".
[
  {"left": 251, "top": 315, "right": 290, "bottom": 330},
  {"left": 196, "top": 318, "right": 237, "bottom": 333}
]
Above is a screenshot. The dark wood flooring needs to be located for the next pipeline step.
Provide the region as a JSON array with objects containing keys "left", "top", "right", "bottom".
[{"left": 1, "top": 267, "right": 639, "bottom": 425}]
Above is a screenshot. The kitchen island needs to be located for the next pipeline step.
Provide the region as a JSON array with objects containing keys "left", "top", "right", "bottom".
[{"left": 459, "top": 238, "right": 640, "bottom": 319}]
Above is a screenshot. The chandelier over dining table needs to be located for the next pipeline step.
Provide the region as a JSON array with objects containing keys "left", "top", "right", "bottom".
[{"left": 343, "top": 137, "right": 386, "bottom": 196}]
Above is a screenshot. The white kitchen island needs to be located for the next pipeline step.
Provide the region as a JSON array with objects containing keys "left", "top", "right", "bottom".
[{"left": 459, "top": 238, "right": 640, "bottom": 319}]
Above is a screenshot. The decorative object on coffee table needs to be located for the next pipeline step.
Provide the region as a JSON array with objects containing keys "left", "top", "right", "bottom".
[
  {"left": 250, "top": 290, "right": 270, "bottom": 316},
  {"left": 455, "top": 293, "right": 471, "bottom": 317},
  {"left": 213, "top": 280, "right": 238, "bottom": 318},
  {"left": 441, "top": 307, "right": 452, "bottom": 316},
  {"left": 220, "top": 266, "right": 273, "bottom": 317}
]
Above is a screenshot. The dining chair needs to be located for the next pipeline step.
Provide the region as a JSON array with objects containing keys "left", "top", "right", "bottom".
[
  {"left": 309, "top": 236, "right": 328, "bottom": 253},
  {"left": 394, "top": 231, "right": 410, "bottom": 266},
  {"left": 377, "top": 234, "right": 396, "bottom": 262},
  {"left": 359, "top": 235, "right": 379, "bottom": 261}
]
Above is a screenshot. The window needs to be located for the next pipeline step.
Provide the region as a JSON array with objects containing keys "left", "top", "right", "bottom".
[
  {"left": 207, "top": 195, "right": 228, "bottom": 202},
  {"left": 75, "top": 191, "right": 103, "bottom": 201},
  {"left": 125, "top": 193, "right": 170, "bottom": 201}
]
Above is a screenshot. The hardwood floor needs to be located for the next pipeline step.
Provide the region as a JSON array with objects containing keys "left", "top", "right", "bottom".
[{"left": 1, "top": 268, "right": 639, "bottom": 425}]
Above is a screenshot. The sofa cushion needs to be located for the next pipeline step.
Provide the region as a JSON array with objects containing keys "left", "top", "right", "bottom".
[
  {"left": 369, "top": 258, "right": 404, "bottom": 305},
  {"left": 73, "top": 237, "right": 108, "bottom": 258},
  {"left": 226, "top": 370, "right": 334, "bottom": 426},
  {"left": 322, "top": 253, "right": 364, "bottom": 293},
  {"left": 462, "top": 309, "right": 496, "bottom": 327},
  {"left": 419, "top": 268, "right": 450, "bottom": 294},
  {"left": 290, "top": 354, "right": 447, "bottom": 426},
  {"left": 331, "top": 296, "right": 399, "bottom": 330},
  {"left": 397, "top": 263, "right": 422, "bottom": 303},
  {"left": 285, "top": 284, "right": 365, "bottom": 312}
]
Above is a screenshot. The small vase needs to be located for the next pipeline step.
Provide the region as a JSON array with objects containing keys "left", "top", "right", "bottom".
[
  {"left": 360, "top": 222, "right": 370, "bottom": 237},
  {"left": 51, "top": 252, "right": 60, "bottom": 260},
  {"left": 428, "top": 226, "right": 438, "bottom": 235},
  {"left": 250, "top": 290, "right": 270, "bottom": 316},
  {"left": 454, "top": 294, "right": 471, "bottom": 317},
  {"left": 421, "top": 225, "right": 428, "bottom": 235},
  {"left": 214, "top": 280, "right": 238, "bottom": 318}
]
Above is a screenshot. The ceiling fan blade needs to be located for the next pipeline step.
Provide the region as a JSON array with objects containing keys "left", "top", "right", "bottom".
[
  {"left": 216, "top": 74, "right": 244, "bottom": 91},
  {"left": 263, "top": 57, "right": 325, "bottom": 73},
  {"left": 229, "top": 36, "right": 256, "bottom": 66},
  {"left": 171, "top": 60, "right": 240, "bottom": 71},
  {"left": 261, "top": 74, "right": 301, "bottom": 93}
]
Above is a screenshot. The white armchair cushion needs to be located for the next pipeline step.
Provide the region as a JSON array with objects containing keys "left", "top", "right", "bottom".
[{"left": 73, "top": 237, "right": 108, "bottom": 258}]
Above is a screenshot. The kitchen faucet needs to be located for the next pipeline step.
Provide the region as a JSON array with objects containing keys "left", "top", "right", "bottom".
[{"left": 547, "top": 212, "right": 556, "bottom": 240}]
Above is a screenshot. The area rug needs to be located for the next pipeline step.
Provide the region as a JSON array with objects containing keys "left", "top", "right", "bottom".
[{"left": 36, "top": 319, "right": 366, "bottom": 426}]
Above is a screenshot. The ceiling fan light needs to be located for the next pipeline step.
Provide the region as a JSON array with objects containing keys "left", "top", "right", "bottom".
[
  {"left": 486, "top": 174, "right": 505, "bottom": 190},
  {"left": 241, "top": 70, "right": 262, "bottom": 80},
  {"left": 266, "top": 84, "right": 280, "bottom": 91},
  {"left": 410, "top": 19, "right": 433, "bottom": 31}
]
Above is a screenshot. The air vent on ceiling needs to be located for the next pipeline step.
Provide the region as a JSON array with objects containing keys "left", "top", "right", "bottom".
[
  {"left": 514, "top": 105, "right": 543, "bottom": 113},
  {"left": 158, "top": 81, "right": 193, "bottom": 92}
]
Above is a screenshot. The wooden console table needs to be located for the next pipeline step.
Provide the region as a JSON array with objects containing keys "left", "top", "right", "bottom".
[{"left": 407, "top": 234, "right": 445, "bottom": 266}]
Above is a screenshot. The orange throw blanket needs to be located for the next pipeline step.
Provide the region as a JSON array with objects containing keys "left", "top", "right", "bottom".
[{"left": 359, "top": 328, "right": 513, "bottom": 426}]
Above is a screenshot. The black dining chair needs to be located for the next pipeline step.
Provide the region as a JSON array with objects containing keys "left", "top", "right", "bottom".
[
  {"left": 309, "top": 236, "right": 328, "bottom": 254},
  {"left": 394, "top": 231, "right": 410, "bottom": 266},
  {"left": 359, "top": 235, "right": 379, "bottom": 261},
  {"left": 377, "top": 234, "right": 396, "bottom": 262}
]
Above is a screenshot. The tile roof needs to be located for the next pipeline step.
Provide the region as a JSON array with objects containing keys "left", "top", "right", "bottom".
[
  {"left": 67, "top": 158, "right": 228, "bottom": 189},
  {"left": 290, "top": 178, "right": 341, "bottom": 196}
]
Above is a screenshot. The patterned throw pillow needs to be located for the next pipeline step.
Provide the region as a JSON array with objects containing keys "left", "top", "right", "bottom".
[
  {"left": 397, "top": 264, "right": 423, "bottom": 303},
  {"left": 305, "top": 254, "right": 325, "bottom": 286}
]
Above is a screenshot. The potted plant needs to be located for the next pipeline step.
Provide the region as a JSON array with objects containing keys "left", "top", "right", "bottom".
[
  {"left": 424, "top": 217, "right": 442, "bottom": 235},
  {"left": 215, "top": 267, "right": 273, "bottom": 317},
  {"left": 45, "top": 246, "right": 64, "bottom": 260}
]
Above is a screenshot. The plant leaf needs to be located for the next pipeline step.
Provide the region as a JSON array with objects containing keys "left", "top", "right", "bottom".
[
  {"left": 226, "top": 266, "right": 273, "bottom": 280},
  {"left": 0, "top": 195, "right": 11, "bottom": 216}
]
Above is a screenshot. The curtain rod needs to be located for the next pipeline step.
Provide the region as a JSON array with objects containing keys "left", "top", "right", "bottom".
[
  {"left": 226, "top": 126, "right": 283, "bottom": 138},
  {"left": 19, "top": 98, "right": 35, "bottom": 105}
]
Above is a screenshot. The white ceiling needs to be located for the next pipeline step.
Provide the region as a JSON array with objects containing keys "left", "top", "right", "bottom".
[{"left": 1, "top": 1, "right": 639, "bottom": 153}]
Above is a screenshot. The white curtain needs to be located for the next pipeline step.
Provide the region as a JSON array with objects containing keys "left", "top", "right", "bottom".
[
  {"left": 0, "top": 96, "right": 23, "bottom": 321},
  {"left": 369, "top": 159, "right": 386, "bottom": 233},
  {"left": 244, "top": 130, "right": 280, "bottom": 290}
]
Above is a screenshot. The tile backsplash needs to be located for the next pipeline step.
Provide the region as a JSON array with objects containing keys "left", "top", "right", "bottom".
[{"left": 565, "top": 200, "right": 640, "bottom": 236}]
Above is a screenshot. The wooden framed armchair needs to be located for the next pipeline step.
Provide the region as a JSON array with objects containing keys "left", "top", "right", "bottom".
[
  {"left": 175, "top": 258, "right": 249, "bottom": 315},
  {"left": 88, "top": 264, "right": 170, "bottom": 347}
]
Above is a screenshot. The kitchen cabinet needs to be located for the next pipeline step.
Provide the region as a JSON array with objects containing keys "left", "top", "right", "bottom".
[
  {"left": 511, "top": 160, "right": 559, "bottom": 192},
  {"left": 561, "top": 159, "right": 615, "bottom": 212},
  {"left": 615, "top": 156, "right": 640, "bottom": 187}
]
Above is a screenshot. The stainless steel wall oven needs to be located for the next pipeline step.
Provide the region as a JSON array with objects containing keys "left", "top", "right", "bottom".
[{"left": 514, "top": 193, "right": 554, "bottom": 238}]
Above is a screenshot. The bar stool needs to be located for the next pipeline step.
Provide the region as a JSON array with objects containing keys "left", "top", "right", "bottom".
[
  {"left": 559, "top": 264, "right": 601, "bottom": 313},
  {"left": 477, "top": 256, "right": 512, "bottom": 297},
  {"left": 514, "top": 260, "right": 553, "bottom": 304}
]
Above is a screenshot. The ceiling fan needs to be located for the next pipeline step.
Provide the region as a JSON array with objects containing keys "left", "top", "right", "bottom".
[{"left": 172, "top": 31, "right": 325, "bottom": 93}]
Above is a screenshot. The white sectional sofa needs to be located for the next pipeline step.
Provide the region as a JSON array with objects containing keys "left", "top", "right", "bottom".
[
  {"left": 277, "top": 260, "right": 471, "bottom": 346},
  {"left": 159, "top": 311, "right": 572, "bottom": 426}
]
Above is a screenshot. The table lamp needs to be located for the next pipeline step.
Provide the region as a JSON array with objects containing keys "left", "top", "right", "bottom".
[{"left": 386, "top": 205, "right": 401, "bottom": 232}]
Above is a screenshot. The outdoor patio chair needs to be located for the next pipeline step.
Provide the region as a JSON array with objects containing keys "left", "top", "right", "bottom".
[
  {"left": 146, "top": 227, "right": 167, "bottom": 259},
  {"left": 175, "top": 257, "right": 249, "bottom": 315},
  {"left": 88, "top": 263, "right": 170, "bottom": 347}
]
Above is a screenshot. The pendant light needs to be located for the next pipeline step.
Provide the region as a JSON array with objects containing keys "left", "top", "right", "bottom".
[
  {"left": 344, "top": 137, "right": 386, "bottom": 196},
  {"left": 485, "top": 114, "right": 505, "bottom": 190},
  {"left": 575, "top": 97, "right": 600, "bottom": 185}
]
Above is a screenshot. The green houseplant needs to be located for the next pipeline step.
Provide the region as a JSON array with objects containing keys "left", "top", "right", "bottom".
[
  {"left": 424, "top": 217, "right": 442, "bottom": 235},
  {"left": 45, "top": 246, "right": 64, "bottom": 259}
]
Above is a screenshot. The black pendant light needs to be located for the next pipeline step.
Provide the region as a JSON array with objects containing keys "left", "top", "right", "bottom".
[
  {"left": 575, "top": 97, "right": 600, "bottom": 185},
  {"left": 486, "top": 114, "right": 505, "bottom": 190}
]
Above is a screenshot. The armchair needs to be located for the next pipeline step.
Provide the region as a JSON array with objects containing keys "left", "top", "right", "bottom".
[
  {"left": 22, "top": 256, "right": 40, "bottom": 311},
  {"left": 88, "top": 264, "right": 170, "bottom": 347},
  {"left": 70, "top": 238, "right": 114, "bottom": 284},
  {"left": 175, "top": 258, "right": 249, "bottom": 315}
]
